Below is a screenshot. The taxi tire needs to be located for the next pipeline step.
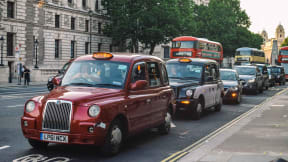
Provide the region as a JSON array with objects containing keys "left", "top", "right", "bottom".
[
  {"left": 28, "top": 139, "right": 48, "bottom": 149},
  {"left": 101, "top": 119, "right": 123, "bottom": 156},
  {"left": 235, "top": 93, "right": 241, "bottom": 104},
  {"left": 192, "top": 100, "right": 203, "bottom": 120},
  {"left": 215, "top": 98, "right": 222, "bottom": 112},
  {"left": 158, "top": 112, "right": 171, "bottom": 135}
]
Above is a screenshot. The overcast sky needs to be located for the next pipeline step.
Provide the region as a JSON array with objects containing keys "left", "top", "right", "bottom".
[{"left": 240, "top": 0, "right": 287, "bottom": 39}]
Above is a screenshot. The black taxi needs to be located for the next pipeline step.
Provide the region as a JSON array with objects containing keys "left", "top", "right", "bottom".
[{"left": 166, "top": 58, "right": 224, "bottom": 119}]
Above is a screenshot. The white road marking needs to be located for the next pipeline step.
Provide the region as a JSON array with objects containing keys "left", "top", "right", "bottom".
[
  {"left": 171, "top": 122, "right": 176, "bottom": 128},
  {"left": 0, "top": 145, "right": 10, "bottom": 150},
  {"left": 7, "top": 105, "right": 23, "bottom": 108},
  {"left": 271, "top": 105, "right": 285, "bottom": 107},
  {"left": 13, "top": 154, "right": 70, "bottom": 162}
]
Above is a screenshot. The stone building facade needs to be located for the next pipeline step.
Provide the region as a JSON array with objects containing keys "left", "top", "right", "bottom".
[
  {"left": 261, "top": 24, "right": 285, "bottom": 64},
  {"left": 0, "top": 0, "right": 112, "bottom": 82}
]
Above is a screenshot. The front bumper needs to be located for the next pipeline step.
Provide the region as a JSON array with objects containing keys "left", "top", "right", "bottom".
[
  {"left": 223, "top": 90, "right": 239, "bottom": 101},
  {"left": 175, "top": 98, "right": 198, "bottom": 111},
  {"left": 242, "top": 83, "right": 257, "bottom": 91},
  {"left": 21, "top": 116, "right": 107, "bottom": 145}
]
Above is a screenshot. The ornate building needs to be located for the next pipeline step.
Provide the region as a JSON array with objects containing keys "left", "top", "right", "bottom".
[
  {"left": 0, "top": 0, "right": 112, "bottom": 82},
  {"left": 261, "top": 24, "right": 285, "bottom": 64}
]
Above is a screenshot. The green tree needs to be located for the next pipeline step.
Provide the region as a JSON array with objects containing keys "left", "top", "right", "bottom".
[
  {"left": 192, "top": 0, "right": 262, "bottom": 57},
  {"left": 281, "top": 37, "right": 288, "bottom": 47},
  {"left": 103, "top": 0, "right": 190, "bottom": 54}
]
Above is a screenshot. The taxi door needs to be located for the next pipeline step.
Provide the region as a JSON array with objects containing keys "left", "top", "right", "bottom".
[
  {"left": 203, "top": 64, "right": 219, "bottom": 107},
  {"left": 146, "top": 62, "right": 169, "bottom": 126},
  {"left": 203, "top": 64, "right": 214, "bottom": 107},
  {"left": 126, "top": 62, "right": 154, "bottom": 133}
]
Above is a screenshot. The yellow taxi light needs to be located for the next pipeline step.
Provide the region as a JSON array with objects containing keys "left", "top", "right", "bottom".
[
  {"left": 179, "top": 58, "right": 191, "bottom": 63},
  {"left": 93, "top": 52, "right": 113, "bottom": 59},
  {"left": 231, "top": 93, "right": 237, "bottom": 98},
  {"left": 181, "top": 100, "right": 190, "bottom": 104}
]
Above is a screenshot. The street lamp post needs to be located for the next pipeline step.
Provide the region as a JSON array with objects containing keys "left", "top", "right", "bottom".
[
  {"left": 88, "top": 10, "right": 93, "bottom": 54},
  {"left": 34, "top": 39, "right": 38, "bottom": 69},
  {"left": 0, "top": 36, "right": 4, "bottom": 66}
]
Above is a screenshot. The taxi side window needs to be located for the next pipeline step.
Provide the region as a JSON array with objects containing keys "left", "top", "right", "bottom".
[
  {"left": 131, "top": 62, "right": 146, "bottom": 83},
  {"left": 160, "top": 63, "right": 169, "bottom": 85},
  {"left": 204, "top": 65, "right": 211, "bottom": 81},
  {"left": 147, "top": 62, "right": 161, "bottom": 87},
  {"left": 204, "top": 64, "right": 218, "bottom": 81}
]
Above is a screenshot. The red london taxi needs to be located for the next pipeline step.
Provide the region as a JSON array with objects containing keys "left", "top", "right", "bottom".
[{"left": 21, "top": 52, "right": 175, "bottom": 155}]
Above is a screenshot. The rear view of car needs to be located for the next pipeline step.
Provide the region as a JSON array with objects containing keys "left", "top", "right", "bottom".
[{"left": 268, "top": 65, "right": 286, "bottom": 85}]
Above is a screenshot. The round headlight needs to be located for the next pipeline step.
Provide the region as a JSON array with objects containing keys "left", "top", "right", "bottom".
[
  {"left": 230, "top": 86, "right": 238, "bottom": 91},
  {"left": 88, "top": 105, "right": 101, "bottom": 117},
  {"left": 26, "top": 101, "right": 35, "bottom": 112},
  {"left": 186, "top": 89, "right": 193, "bottom": 97},
  {"left": 248, "top": 78, "right": 255, "bottom": 83}
]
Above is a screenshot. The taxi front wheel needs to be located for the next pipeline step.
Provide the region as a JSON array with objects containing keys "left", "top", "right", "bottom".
[
  {"left": 28, "top": 139, "right": 49, "bottom": 149},
  {"left": 192, "top": 100, "right": 203, "bottom": 120},
  {"left": 215, "top": 98, "right": 222, "bottom": 112},
  {"left": 101, "top": 119, "right": 124, "bottom": 156},
  {"left": 158, "top": 112, "right": 171, "bottom": 135}
]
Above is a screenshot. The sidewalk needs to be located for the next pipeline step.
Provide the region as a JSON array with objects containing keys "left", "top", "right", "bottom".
[
  {"left": 0, "top": 80, "right": 46, "bottom": 88},
  {"left": 179, "top": 88, "right": 288, "bottom": 162}
]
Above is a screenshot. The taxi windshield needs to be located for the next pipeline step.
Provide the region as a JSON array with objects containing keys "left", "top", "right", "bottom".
[
  {"left": 235, "top": 67, "right": 256, "bottom": 75},
  {"left": 62, "top": 60, "right": 129, "bottom": 89},
  {"left": 166, "top": 63, "right": 202, "bottom": 81},
  {"left": 220, "top": 70, "right": 237, "bottom": 81}
]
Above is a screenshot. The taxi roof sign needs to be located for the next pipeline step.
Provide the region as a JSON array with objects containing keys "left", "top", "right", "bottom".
[
  {"left": 179, "top": 58, "right": 191, "bottom": 63},
  {"left": 93, "top": 52, "right": 113, "bottom": 59}
]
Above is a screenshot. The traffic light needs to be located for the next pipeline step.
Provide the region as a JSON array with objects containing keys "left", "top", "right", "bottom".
[{"left": 38, "top": 0, "right": 44, "bottom": 8}]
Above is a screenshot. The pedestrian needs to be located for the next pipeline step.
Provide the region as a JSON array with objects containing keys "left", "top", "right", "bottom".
[
  {"left": 17, "top": 63, "right": 23, "bottom": 85},
  {"left": 23, "top": 65, "right": 30, "bottom": 87}
]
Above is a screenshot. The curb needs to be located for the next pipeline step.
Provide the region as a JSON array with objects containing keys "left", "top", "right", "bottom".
[{"left": 161, "top": 87, "right": 288, "bottom": 162}]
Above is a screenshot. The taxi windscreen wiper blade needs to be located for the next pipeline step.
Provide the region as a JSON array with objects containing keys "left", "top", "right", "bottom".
[
  {"left": 94, "top": 83, "right": 122, "bottom": 88},
  {"left": 64, "top": 83, "right": 95, "bottom": 87}
]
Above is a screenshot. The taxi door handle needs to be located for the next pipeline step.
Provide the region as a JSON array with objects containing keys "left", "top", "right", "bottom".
[{"left": 146, "top": 99, "right": 151, "bottom": 103}]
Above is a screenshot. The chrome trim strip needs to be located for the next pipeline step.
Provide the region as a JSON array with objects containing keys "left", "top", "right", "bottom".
[{"left": 42, "top": 100, "right": 73, "bottom": 133}]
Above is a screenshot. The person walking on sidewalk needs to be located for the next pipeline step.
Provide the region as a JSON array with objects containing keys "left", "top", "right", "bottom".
[
  {"left": 23, "top": 66, "right": 30, "bottom": 87},
  {"left": 16, "top": 63, "right": 23, "bottom": 85}
]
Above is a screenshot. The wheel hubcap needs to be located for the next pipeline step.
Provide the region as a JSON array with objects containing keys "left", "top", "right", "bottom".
[
  {"left": 111, "top": 127, "right": 122, "bottom": 145},
  {"left": 165, "top": 112, "right": 171, "bottom": 128},
  {"left": 197, "top": 103, "right": 202, "bottom": 113}
]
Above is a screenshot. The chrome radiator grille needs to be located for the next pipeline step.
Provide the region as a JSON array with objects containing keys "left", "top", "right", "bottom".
[{"left": 42, "top": 100, "right": 72, "bottom": 132}]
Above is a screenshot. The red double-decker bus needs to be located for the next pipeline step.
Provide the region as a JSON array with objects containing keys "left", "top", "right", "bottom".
[
  {"left": 278, "top": 46, "right": 288, "bottom": 79},
  {"left": 170, "top": 36, "right": 223, "bottom": 64}
]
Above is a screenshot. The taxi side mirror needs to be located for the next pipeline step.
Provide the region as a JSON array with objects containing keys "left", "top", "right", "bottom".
[
  {"left": 129, "top": 80, "right": 148, "bottom": 91},
  {"left": 53, "top": 77, "right": 62, "bottom": 86}
]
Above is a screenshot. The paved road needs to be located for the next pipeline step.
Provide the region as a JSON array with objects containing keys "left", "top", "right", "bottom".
[{"left": 0, "top": 85, "right": 286, "bottom": 162}]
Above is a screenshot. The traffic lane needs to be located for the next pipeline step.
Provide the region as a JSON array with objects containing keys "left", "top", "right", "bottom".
[
  {"left": 1, "top": 86, "right": 286, "bottom": 162},
  {"left": 0, "top": 85, "right": 47, "bottom": 95}
]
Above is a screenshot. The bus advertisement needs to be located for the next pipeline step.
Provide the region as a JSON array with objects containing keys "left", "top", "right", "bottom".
[
  {"left": 234, "top": 47, "right": 265, "bottom": 65},
  {"left": 170, "top": 36, "right": 223, "bottom": 64},
  {"left": 278, "top": 46, "right": 288, "bottom": 79}
]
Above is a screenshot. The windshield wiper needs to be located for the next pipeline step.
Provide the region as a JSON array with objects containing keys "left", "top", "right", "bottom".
[
  {"left": 169, "top": 77, "right": 182, "bottom": 79},
  {"left": 182, "top": 77, "right": 199, "bottom": 80},
  {"left": 63, "top": 83, "right": 94, "bottom": 87},
  {"left": 94, "top": 84, "right": 122, "bottom": 88}
]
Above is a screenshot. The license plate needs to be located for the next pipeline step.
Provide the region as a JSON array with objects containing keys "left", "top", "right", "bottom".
[{"left": 40, "top": 133, "right": 68, "bottom": 143}]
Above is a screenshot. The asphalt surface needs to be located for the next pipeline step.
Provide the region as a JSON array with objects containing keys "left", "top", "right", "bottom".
[{"left": 0, "top": 84, "right": 286, "bottom": 162}]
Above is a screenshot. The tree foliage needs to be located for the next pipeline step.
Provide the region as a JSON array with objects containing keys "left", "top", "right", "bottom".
[
  {"left": 191, "top": 0, "right": 262, "bottom": 57},
  {"left": 103, "top": 0, "right": 189, "bottom": 54},
  {"left": 281, "top": 37, "right": 288, "bottom": 47},
  {"left": 103, "top": 0, "right": 263, "bottom": 56}
]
